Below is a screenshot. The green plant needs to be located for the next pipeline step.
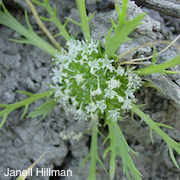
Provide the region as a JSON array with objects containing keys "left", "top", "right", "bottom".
[{"left": 0, "top": 0, "right": 180, "bottom": 179}]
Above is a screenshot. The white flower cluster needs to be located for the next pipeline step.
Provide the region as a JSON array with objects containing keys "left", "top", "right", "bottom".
[{"left": 51, "top": 39, "right": 142, "bottom": 121}]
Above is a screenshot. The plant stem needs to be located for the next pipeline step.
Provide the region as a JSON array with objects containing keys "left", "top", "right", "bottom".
[
  {"left": 75, "top": 0, "right": 91, "bottom": 41},
  {"left": 87, "top": 117, "right": 98, "bottom": 180}
]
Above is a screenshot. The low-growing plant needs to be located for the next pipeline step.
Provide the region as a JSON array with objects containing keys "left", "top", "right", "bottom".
[{"left": 0, "top": 0, "right": 180, "bottom": 179}]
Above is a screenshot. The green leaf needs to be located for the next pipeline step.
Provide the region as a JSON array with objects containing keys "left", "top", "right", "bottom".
[
  {"left": 104, "top": 111, "right": 142, "bottom": 180},
  {"left": 163, "top": 70, "right": 180, "bottom": 74},
  {"left": 24, "top": 10, "right": 33, "bottom": 31},
  {"left": 32, "top": 0, "right": 44, "bottom": 7},
  {"left": 21, "top": 104, "right": 29, "bottom": 119},
  {"left": 16, "top": 91, "right": 34, "bottom": 96},
  {"left": 132, "top": 103, "right": 180, "bottom": 169},
  {"left": 134, "top": 53, "right": 180, "bottom": 76},
  {"left": 27, "top": 99, "right": 57, "bottom": 119},
  {"left": 0, "top": 114, "right": 8, "bottom": 128},
  {"left": 156, "top": 122, "right": 174, "bottom": 129},
  {"left": 104, "top": 0, "right": 146, "bottom": 58},
  {"left": 97, "top": 156, "right": 108, "bottom": 173},
  {"left": 0, "top": 2, "right": 57, "bottom": 56},
  {"left": 0, "top": 91, "right": 52, "bottom": 128},
  {"left": 150, "top": 128, "right": 154, "bottom": 144},
  {"left": 40, "top": 16, "right": 52, "bottom": 22},
  {"left": 103, "top": 146, "right": 111, "bottom": 159},
  {"left": 32, "top": 0, "right": 71, "bottom": 41},
  {"left": 169, "top": 146, "right": 180, "bottom": 169},
  {"left": 66, "top": 17, "right": 81, "bottom": 27},
  {"left": 79, "top": 154, "right": 90, "bottom": 170}
]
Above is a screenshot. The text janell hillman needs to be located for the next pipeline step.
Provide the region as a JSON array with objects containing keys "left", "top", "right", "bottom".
[{"left": 4, "top": 168, "right": 72, "bottom": 177}]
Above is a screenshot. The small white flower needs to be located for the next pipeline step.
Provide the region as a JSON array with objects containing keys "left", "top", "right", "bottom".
[
  {"left": 55, "top": 49, "right": 70, "bottom": 64},
  {"left": 125, "top": 89, "right": 135, "bottom": 99},
  {"left": 51, "top": 67, "right": 65, "bottom": 84},
  {"left": 91, "top": 86, "right": 102, "bottom": 96},
  {"left": 73, "top": 73, "right": 85, "bottom": 85},
  {"left": 101, "top": 54, "right": 114, "bottom": 69},
  {"left": 71, "top": 97, "right": 79, "bottom": 107},
  {"left": 85, "top": 101, "right": 97, "bottom": 113},
  {"left": 107, "top": 109, "right": 121, "bottom": 121},
  {"left": 106, "top": 77, "right": 121, "bottom": 89},
  {"left": 82, "top": 39, "right": 98, "bottom": 55},
  {"left": 122, "top": 99, "right": 132, "bottom": 110},
  {"left": 79, "top": 55, "right": 88, "bottom": 65},
  {"left": 53, "top": 86, "right": 63, "bottom": 98},
  {"left": 104, "top": 88, "right": 117, "bottom": 99},
  {"left": 117, "top": 95, "right": 125, "bottom": 103},
  {"left": 127, "top": 75, "right": 142, "bottom": 89},
  {"left": 96, "top": 100, "right": 107, "bottom": 113},
  {"left": 101, "top": 55, "right": 115, "bottom": 74},
  {"left": 74, "top": 108, "right": 87, "bottom": 121},
  {"left": 64, "top": 78, "right": 70, "bottom": 84},
  {"left": 88, "top": 59, "right": 100, "bottom": 74},
  {"left": 116, "top": 66, "right": 125, "bottom": 76}
]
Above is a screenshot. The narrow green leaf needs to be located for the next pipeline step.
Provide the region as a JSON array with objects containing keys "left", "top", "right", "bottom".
[
  {"left": 103, "top": 147, "right": 111, "bottom": 159},
  {"left": 32, "top": 0, "right": 44, "bottom": 7},
  {"left": 9, "top": 38, "right": 31, "bottom": 44},
  {"left": 109, "top": 151, "right": 116, "bottom": 180},
  {"left": 79, "top": 154, "right": 90, "bottom": 169},
  {"left": 163, "top": 70, "right": 180, "bottom": 74},
  {"left": 40, "top": 16, "right": 52, "bottom": 22},
  {"left": 156, "top": 122, "right": 174, "bottom": 129},
  {"left": 21, "top": 104, "right": 29, "bottom": 119},
  {"left": 0, "top": 114, "right": 8, "bottom": 128},
  {"left": 98, "top": 130, "right": 105, "bottom": 138},
  {"left": 150, "top": 128, "right": 154, "bottom": 144},
  {"left": 103, "top": 135, "right": 110, "bottom": 145},
  {"left": 27, "top": 99, "right": 57, "bottom": 119},
  {"left": 97, "top": 157, "right": 108, "bottom": 173},
  {"left": 25, "top": 10, "right": 33, "bottom": 31},
  {"left": 88, "top": 12, "right": 96, "bottom": 21},
  {"left": 66, "top": 17, "right": 81, "bottom": 27},
  {"left": 110, "top": 19, "right": 116, "bottom": 29},
  {"left": 169, "top": 146, "right": 180, "bottom": 169},
  {"left": 54, "top": 32, "right": 62, "bottom": 38},
  {"left": 16, "top": 91, "right": 34, "bottom": 96},
  {"left": 125, "top": 166, "right": 131, "bottom": 180},
  {"left": 63, "top": 18, "right": 68, "bottom": 27},
  {"left": 129, "top": 148, "right": 139, "bottom": 156}
]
